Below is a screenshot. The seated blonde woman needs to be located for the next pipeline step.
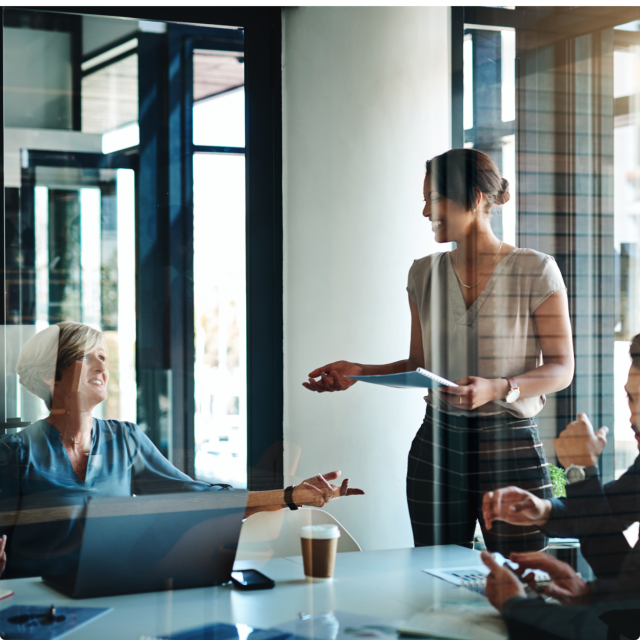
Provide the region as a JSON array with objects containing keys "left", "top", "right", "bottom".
[{"left": 0, "top": 322, "right": 363, "bottom": 578}]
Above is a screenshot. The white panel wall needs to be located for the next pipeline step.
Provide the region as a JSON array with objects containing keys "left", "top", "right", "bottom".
[{"left": 282, "top": 7, "right": 451, "bottom": 551}]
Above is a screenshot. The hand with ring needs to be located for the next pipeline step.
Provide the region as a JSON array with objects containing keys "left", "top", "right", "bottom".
[{"left": 438, "top": 376, "right": 509, "bottom": 411}]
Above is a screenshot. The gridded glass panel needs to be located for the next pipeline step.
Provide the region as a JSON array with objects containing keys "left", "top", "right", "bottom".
[{"left": 613, "top": 29, "right": 640, "bottom": 476}]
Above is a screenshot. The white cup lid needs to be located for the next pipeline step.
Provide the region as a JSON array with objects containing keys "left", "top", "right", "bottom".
[{"left": 300, "top": 524, "right": 341, "bottom": 539}]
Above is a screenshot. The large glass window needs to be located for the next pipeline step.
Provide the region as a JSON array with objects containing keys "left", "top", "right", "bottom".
[
  {"left": 613, "top": 21, "right": 640, "bottom": 477},
  {"left": 3, "top": 11, "right": 139, "bottom": 429},
  {"left": 192, "top": 48, "right": 247, "bottom": 488},
  {"left": 2, "top": 13, "right": 258, "bottom": 486},
  {"left": 463, "top": 25, "right": 517, "bottom": 246}
]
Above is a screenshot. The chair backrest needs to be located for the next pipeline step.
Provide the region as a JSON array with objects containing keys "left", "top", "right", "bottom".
[{"left": 235, "top": 508, "right": 361, "bottom": 562}]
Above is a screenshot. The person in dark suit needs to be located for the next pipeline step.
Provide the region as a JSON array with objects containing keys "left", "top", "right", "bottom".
[{"left": 478, "top": 335, "right": 640, "bottom": 638}]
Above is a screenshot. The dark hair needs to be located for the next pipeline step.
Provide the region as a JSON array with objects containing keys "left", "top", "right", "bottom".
[
  {"left": 426, "top": 148, "right": 510, "bottom": 212},
  {"left": 631, "top": 335, "right": 640, "bottom": 370}
]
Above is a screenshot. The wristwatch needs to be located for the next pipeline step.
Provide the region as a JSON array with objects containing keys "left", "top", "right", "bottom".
[
  {"left": 564, "top": 465, "right": 599, "bottom": 485},
  {"left": 284, "top": 485, "right": 299, "bottom": 510},
  {"left": 503, "top": 377, "right": 520, "bottom": 404}
]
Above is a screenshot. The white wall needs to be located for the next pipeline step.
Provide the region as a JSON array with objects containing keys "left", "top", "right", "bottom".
[{"left": 282, "top": 7, "right": 451, "bottom": 551}]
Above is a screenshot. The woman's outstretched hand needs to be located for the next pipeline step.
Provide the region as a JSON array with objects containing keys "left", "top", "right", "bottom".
[
  {"left": 292, "top": 470, "right": 365, "bottom": 507},
  {"left": 303, "top": 361, "right": 363, "bottom": 393}
]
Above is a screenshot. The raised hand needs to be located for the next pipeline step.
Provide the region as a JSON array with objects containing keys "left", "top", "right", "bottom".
[
  {"left": 554, "top": 413, "right": 608, "bottom": 468},
  {"left": 293, "top": 470, "right": 365, "bottom": 507},
  {"left": 482, "top": 486, "right": 552, "bottom": 530},
  {"left": 303, "top": 361, "right": 364, "bottom": 393},
  {"left": 510, "top": 552, "right": 590, "bottom": 605}
]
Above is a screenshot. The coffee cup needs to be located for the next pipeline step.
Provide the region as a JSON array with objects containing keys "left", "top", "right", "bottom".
[{"left": 300, "top": 524, "right": 340, "bottom": 582}]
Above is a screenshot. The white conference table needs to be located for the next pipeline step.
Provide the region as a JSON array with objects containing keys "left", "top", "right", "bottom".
[{"left": 0, "top": 546, "right": 491, "bottom": 639}]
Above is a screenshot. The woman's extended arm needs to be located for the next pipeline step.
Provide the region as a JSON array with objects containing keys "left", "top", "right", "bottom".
[
  {"left": 243, "top": 470, "right": 365, "bottom": 518},
  {"left": 439, "top": 289, "right": 575, "bottom": 410},
  {"left": 302, "top": 295, "right": 424, "bottom": 393}
]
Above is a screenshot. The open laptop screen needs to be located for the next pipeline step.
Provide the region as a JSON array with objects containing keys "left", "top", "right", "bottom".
[{"left": 43, "top": 490, "right": 248, "bottom": 598}]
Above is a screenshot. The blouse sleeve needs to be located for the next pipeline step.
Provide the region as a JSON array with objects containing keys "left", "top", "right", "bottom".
[
  {"left": 406, "top": 260, "right": 418, "bottom": 306},
  {"left": 124, "top": 422, "right": 231, "bottom": 495},
  {"left": 530, "top": 255, "right": 567, "bottom": 313}
]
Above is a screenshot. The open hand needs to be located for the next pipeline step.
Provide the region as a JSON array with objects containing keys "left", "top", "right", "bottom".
[
  {"left": 437, "top": 376, "right": 505, "bottom": 411},
  {"left": 293, "top": 470, "right": 365, "bottom": 507},
  {"left": 481, "top": 551, "right": 526, "bottom": 612},
  {"left": 509, "top": 552, "right": 590, "bottom": 604},
  {"left": 554, "top": 413, "right": 608, "bottom": 468},
  {"left": 303, "top": 361, "right": 363, "bottom": 393},
  {"left": 482, "top": 487, "right": 552, "bottom": 530}
]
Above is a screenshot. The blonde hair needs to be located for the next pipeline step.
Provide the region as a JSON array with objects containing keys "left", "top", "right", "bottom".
[{"left": 16, "top": 322, "right": 105, "bottom": 409}]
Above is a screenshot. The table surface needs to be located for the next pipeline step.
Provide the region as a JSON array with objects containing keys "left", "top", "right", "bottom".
[{"left": 0, "top": 545, "right": 489, "bottom": 640}]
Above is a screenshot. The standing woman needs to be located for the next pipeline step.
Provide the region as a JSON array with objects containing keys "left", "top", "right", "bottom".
[{"left": 303, "top": 149, "right": 574, "bottom": 553}]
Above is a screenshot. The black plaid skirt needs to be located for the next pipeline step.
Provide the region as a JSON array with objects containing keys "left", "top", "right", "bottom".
[{"left": 406, "top": 404, "right": 553, "bottom": 555}]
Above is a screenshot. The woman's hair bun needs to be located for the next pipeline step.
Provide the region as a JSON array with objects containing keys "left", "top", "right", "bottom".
[{"left": 494, "top": 178, "right": 510, "bottom": 205}]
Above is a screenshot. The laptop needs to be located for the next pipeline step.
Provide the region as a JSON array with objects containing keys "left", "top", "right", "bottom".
[{"left": 42, "top": 490, "right": 248, "bottom": 598}]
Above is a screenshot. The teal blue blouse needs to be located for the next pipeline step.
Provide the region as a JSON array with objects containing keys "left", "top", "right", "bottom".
[{"left": 0, "top": 419, "right": 227, "bottom": 578}]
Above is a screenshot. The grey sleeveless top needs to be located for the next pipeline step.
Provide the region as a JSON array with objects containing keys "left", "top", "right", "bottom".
[{"left": 406, "top": 248, "right": 566, "bottom": 418}]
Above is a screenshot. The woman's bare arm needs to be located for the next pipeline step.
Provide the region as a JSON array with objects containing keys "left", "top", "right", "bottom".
[
  {"left": 302, "top": 295, "right": 424, "bottom": 392},
  {"left": 243, "top": 471, "right": 365, "bottom": 518},
  {"left": 509, "top": 288, "right": 575, "bottom": 397}
]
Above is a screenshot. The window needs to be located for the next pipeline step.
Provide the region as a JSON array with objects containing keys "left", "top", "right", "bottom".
[
  {"left": 613, "top": 23, "right": 640, "bottom": 476},
  {"left": 462, "top": 24, "right": 517, "bottom": 246},
  {"left": 2, "top": 8, "right": 283, "bottom": 490},
  {"left": 458, "top": 6, "right": 640, "bottom": 484},
  {"left": 191, "top": 47, "right": 247, "bottom": 488}
]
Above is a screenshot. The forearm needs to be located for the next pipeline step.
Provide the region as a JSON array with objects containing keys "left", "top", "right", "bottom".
[
  {"left": 356, "top": 358, "right": 421, "bottom": 376},
  {"left": 509, "top": 361, "right": 574, "bottom": 399},
  {"left": 244, "top": 486, "right": 327, "bottom": 519}
]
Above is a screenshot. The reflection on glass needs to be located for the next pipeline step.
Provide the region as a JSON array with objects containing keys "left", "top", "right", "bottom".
[
  {"left": 81, "top": 50, "right": 138, "bottom": 135},
  {"left": 193, "top": 154, "right": 247, "bottom": 488},
  {"left": 501, "top": 30, "right": 515, "bottom": 122},
  {"left": 25, "top": 165, "right": 137, "bottom": 425},
  {"left": 613, "top": 30, "right": 640, "bottom": 476},
  {"left": 464, "top": 26, "right": 517, "bottom": 244},
  {"left": 464, "top": 34, "right": 474, "bottom": 131},
  {"left": 4, "top": 13, "right": 140, "bottom": 432},
  {"left": 501, "top": 134, "right": 516, "bottom": 246}
]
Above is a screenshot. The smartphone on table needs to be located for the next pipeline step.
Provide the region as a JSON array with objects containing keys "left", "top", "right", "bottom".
[{"left": 230, "top": 569, "right": 275, "bottom": 590}]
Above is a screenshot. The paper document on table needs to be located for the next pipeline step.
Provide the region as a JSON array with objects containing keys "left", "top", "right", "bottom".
[
  {"left": 274, "top": 611, "right": 400, "bottom": 640},
  {"left": 398, "top": 604, "right": 507, "bottom": 640},
  {"left": 346, "top": 368, "right": 457, "bottom": 390},
  {"left": 424, "top": 552, "right": 549, "bottom": 588}
]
